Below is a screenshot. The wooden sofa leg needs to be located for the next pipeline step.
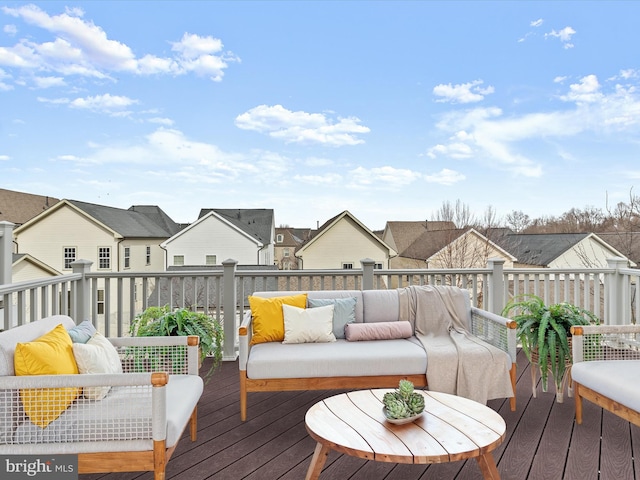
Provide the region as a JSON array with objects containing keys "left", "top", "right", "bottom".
[
  {"left": 190, "top": 406, "right": 198, "bottom": 441},
  {"left": 240, "top": 370, "right": 248, "bottom": 421},
  {"left": 574, "top": 383, "right": 583, "bottom": 424},
  {"left": 154, "top": 439, "right": 167, "bottom": 480},
  {"left": 510, "top": 364, "right": 517, "bottom": 411}
]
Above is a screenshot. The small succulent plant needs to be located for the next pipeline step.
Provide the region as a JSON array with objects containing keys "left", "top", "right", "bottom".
[{"left": 383, "top": 379, "right": 425, "bottom": 419}]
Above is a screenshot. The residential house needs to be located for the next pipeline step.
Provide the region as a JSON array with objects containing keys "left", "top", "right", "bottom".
[
  {"left": 295, "top": 211, "right": 396, "bottom": 270},
  {"left": 596, "top": 232, "right": 640, "bottom": 267},
  {"left": 492, "top": 232, "right": 635, "bottom": 268},
  {"left": 274, "top": 227, "right": 311, "bottom": 270},
  {"left": 11, "top": 253, "right": 60, "bottom": 283},
  {"left": 12, "top": 200, "right": 180, "bottom": 323},
  {"left": 0, "top": 188, "right": 59, "bottom": 227},
  {"left": 390, "top": 226, "right": 516, "bottom": 269},
  {"left": 161, "top": 209, "right": 275, "bottom": 268}
]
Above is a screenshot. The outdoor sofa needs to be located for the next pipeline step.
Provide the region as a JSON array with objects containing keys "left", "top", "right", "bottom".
[
  {"left": 0, "top": 314, "right": 203, "bottom": 480},
  {"left": 571, "top": 324, "right": 640, "bottom": 427},
  {"left": 239, "top": 286, "right": 517, "bottom": 421}
]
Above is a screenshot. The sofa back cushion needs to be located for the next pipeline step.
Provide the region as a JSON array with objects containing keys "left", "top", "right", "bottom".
[{"left": 362, "top": 290, "right": 400, "bottom": 323}]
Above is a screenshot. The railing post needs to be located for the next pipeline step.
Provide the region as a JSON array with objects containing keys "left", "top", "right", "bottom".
[
  {"left": 487, "top": 258, "right": 506, "bottom": 315},
  {"left": 71, "top": 259, "right": 93, "bottom": 324},
  {"left": 0, "top": 221, "right": 14, "bottom": 287},
  {"left": 606, "top": 257, "right": 627, "bottom": 325},
  {"left": 222, "top": 258, "right": 238, "bottom": 360},
  {"left": 361, "top": 258, "right": 375, "bottom": 290}
]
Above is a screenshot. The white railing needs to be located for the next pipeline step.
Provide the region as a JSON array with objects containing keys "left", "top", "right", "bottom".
[{"left": 1, "top": 257, "right": 638, "bottom": 361}]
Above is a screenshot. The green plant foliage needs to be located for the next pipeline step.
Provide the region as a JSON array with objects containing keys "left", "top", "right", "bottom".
[
  {"left": 502, "top": 294, "right": 599, "bottom": 393},
  {"left": 382, "top": 380, "right": 425, "bottom": 419},
  {"left": 130, "top": 305, "right": 223, "bottom": 380}
]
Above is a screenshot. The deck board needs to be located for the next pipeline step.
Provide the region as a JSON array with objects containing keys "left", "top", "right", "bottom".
[{"left": 81, "top": 349, "right": 639, "bottom": 480}]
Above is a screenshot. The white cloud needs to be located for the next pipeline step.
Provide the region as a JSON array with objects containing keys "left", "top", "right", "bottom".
[
  {"left": 0, "top": 4, "right": 237, "bottom": 84},
  {"left": 560, "top": 75, "right": 602, "bottom": 103},
  {"left": 294, "top": 173, "right": 343, "bottom": 185},
  {"left": 424, "top": 168, "right": 465, "bottom": 185},
  {"left": 530, "top": 19, "right": 543, "bottom": 27},
  {"left": 433, "top": 80, "right": 495, "bottom": 104},
  {"left": 428, "top": 73, "right": 640, "bottom": 177},
  {"left": 148, "top": 117, "right": 175, "bottom": 126},
  {"left": 0, "top": 154, "right": 10, "bottom": 161},
  {"left": 304, "top": 157, "right": 334, "bottom": 167},
  {"left": 553, "top": 76, "right": 567, "bottom": 84},
  {"left": 545, "top": 26, "right": 576, "bottom": 48},
  {"left": 235, "top": 104, "right": 370, "bottom": 146},
  {"left": 37, "top": 96, "right": 69, "bottom": 104},
  {"left": 33, "top": 75, "right": 65, "bottom": 88},
  {"left": 349, "top": 166, "right": 417, "bottom": 189},
  {"left": 69, "top": 93, "right": 138, "bottom": 112},
  {"left": 3, "top": 24, "right": 17, "bottom": 35}
]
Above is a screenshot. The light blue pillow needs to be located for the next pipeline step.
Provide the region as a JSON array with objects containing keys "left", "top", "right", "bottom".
[
  {"left": 308, "top": 297, "right": 357, "bottom": 339},
  {"left": 67, "top": 320, "right": 97, "bottom": 344}
]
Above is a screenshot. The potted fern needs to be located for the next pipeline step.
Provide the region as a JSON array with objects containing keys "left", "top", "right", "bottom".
[
  {"left": 502, "top": 294, "right": 599, "bottom": 401},
  {"left": 129, "top": 305, "right": 223, "bottom": 380}
]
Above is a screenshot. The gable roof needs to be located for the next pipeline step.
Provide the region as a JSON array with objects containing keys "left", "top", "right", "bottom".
[
  {"left": 275, "top": 227, "right": 309, "bottom": 247},
  {"left": 384, "top": 220, "right": 456, "bottom": 254},
  {"left": 199, "top": 209, "right": 274, "bottom": 244},
  {"left": 297, "top": 210, "right": 396, "bottom": 256},
  {"left": 12, "top": 253, "right": 60, "bottom": 276},
  {"left": 494, "top": 232, "right": 591, "bottom": 266},
  {"left": 15, "top": 199, "right": 180, "bottom": 239},
  {"left": 597, "top": 232, "right": 640, "bottom": 266},
  {"left": 0, "top": 188, "right": 59, "bottom": 226}
]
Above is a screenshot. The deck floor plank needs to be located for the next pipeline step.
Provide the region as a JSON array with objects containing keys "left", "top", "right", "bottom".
[{"left": 79, "top": 350, "right": 639, "bottom": 480}]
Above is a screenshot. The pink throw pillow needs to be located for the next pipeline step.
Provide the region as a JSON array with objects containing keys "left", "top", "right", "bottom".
[{"left": 345, "top": 321, "right": 413, "bottom": 341}]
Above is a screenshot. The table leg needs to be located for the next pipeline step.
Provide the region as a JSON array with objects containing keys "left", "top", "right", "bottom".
[
  {"left": 305, "top": 442, "right": 331, "bottom": 480},
  {"left": 476, "top": 452, "right": 500, "bottom": 480}
]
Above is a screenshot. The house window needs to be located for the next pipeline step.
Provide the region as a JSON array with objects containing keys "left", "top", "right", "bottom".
[
  {"left": 374, "top": 263, "right": 383, "bottom": 269},
  {"left": 146, "top": 246, "right": 151, "bottom": 265},
  {"left": 276, "top": 234, "right": 284, "bottom": 243},
  {"left": 342, "top": 263, "right": 353, "bottom": 269},
  {"left": 63, "top": 247, "right": 76, "bottom": 270},
  {"left": 283, "top": 248, "right": 290, "bottom": 257},
  {"left": 283, "top": 261, "right": 291, "bottom": 270},
  {"left": 206, "top": 255, "right": 217, "bottom": 265},
  {"left": 98, "top": 247, "right": 111, "bottom": 269},
  {"left": 173, "top": 255, "right": 184, "bottom": 266},
  {"left": 124, "top": 247, "right": 131, "bottom": 269},
  {"left": 97, "top": 289, "right": 105, "bottom": 315}
]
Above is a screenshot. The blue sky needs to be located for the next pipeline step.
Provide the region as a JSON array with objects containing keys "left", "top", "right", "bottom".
[{"left": 1, "top": 1, "right": 639, "bottom": 230}]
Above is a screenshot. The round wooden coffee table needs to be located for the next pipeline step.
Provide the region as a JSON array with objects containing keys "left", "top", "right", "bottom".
[{"left": 304, "top": 389, "right": 506, "bottom": 479}]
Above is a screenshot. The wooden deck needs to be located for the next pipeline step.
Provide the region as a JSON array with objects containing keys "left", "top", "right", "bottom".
[{"left": 82, "top": 350, "right": 640, "bottom": 480}]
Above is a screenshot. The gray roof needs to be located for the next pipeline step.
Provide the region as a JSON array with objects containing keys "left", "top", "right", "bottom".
[
  {"left": 494, "top": 233, "right": 589, "bottom": 266},
  {"left": 68, "top": 200, "right": 180, "bottom": 238},
  {"left": 199, "top": 209, "right": 274, "bottom": 244}
]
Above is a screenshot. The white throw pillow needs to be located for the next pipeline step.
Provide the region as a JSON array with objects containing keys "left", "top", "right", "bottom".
[
  {"left": 72, "top": 332, "right": 123, "bottom": 400},
  {"left": 282, "top": 304, "right": 336, "bottom": 344}
]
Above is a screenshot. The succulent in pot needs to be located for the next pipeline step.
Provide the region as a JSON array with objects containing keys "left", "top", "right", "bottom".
[{"left": 383, "top": 379, "right": 425, "bottom": 422}]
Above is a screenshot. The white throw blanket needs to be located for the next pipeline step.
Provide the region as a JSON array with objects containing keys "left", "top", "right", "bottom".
[{"left": 398, "top": 285, "right": 513, "bottom": 404}]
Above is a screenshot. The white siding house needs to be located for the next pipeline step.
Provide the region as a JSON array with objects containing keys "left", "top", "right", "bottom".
[{"left": 161, "top": 209, "right": 275, "bottom": 267}]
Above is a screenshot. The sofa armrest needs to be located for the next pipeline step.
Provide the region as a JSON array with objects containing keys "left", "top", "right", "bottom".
[
  {"left": 110, "top": 335, "right": 200, "bottom": 375},
  {"left": 470, "top": 307, "right": 517, "bottom": 363},
  {"left": 571, "top": 324, "right": 640, "bottom": 363},
  {"left": 0, "top": 372, "right": 168, "bottom": 446},
  {"left": 238, "top": 310, "right": 252, "bottom": 371}
]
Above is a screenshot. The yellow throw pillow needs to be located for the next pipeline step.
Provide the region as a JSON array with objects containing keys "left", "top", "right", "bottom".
[
  {"left": 249, "top": 294, "right": 307, "bottom": 345},
  {"left": 14, "top": 323, "right": 80, "bottom": 428}
]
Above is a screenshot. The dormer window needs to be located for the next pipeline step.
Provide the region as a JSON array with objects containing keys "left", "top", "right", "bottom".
[{"left": 276, "top": 234, "right": 284, "bottom": 243}]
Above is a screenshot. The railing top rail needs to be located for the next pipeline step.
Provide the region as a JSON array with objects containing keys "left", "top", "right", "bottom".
[
  {"left": 503, "top": 267, "right": 613, "bottom": 275},
  {"left": 0, "top": 273, "right": 82, "bottom": 295},
  {"left": 234, "top": 269, "right": 364, "bottom": 277},
  {"left": 619, "top": 267, "right": 640, "bottom": 275},
  {"left": 86, "top": 270, "right": 225, "bottom": 279},
  {"left": 374, "top": 268, "right": 492, "bottom": 275}
]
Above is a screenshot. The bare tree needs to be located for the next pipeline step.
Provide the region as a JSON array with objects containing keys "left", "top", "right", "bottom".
[
  {"left": 505, "top": 210, "right": 531, "bottom": 233},
  {"left": 432, "top": 199, "right": 475, "bottom": 228}
]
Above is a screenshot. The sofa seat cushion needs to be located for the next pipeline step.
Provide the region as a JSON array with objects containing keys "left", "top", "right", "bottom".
[
  {"left": 246, "top": 337, "right": 427, "bottom": 379},
  {"left": 572, "top": 360, "right": 640, "bottom": 413},
  {"left": 10, "top": 374, "right": 203, "bottom": 449}
]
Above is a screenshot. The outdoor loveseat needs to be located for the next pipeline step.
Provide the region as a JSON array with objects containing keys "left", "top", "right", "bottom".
[
  {"left": 571, "top": 324, "right": 640, "bottom": 427},
  {"left": 239, "top": 286, "right": 517, "bottom": 421},
  {"left": 0, "top": 314, "right": 203, "bottom": 480}
]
